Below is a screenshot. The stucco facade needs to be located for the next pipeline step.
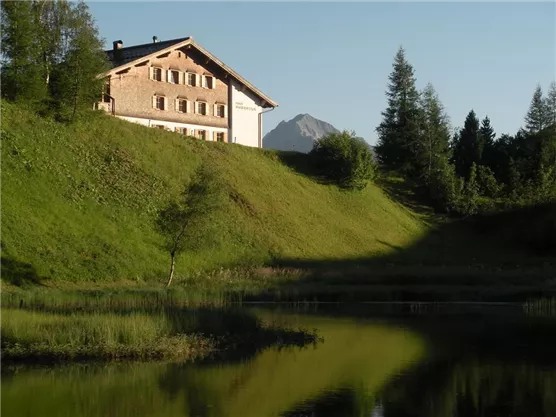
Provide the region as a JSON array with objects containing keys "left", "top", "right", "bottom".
[{"left": 98, "top": 37, "right": 277, "bottom": 147}]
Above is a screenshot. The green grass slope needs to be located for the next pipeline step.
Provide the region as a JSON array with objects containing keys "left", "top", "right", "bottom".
[{"left": 1, "top": 101, "right": 427, "bottom": 284}]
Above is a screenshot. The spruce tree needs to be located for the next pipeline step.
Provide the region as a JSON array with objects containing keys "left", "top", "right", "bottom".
[
  {"left": 375, "top": 46, "right": 422, "bottom": 174},
  {"left": 546, "top": 81, "right": 556, "bottom": 129},
  {"left": 452, "top": 110, "right": 482, "bottom": 179},
  {"left": 479, "top": 116, "right": 496, "bottom": 169},
  {"left": 1, "top": 0, "right": 46, "bottom": 102},
  {"left": 525, "top": 85, "right": 549, "bottom": 133},
  {"left": 417, "top": 83, "right": 451, "bottom": 183},
  {"left": 50, "top": 1, "right": 108, "bottom": 121}
]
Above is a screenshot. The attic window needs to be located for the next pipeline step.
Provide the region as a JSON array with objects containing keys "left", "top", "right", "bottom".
[
  {"left": 151, "top": 67, "right": 163, "bottom": 82},
  {"left": 169, "top": 70, "right": 180, "bottom": 84},
  {"left": 187, "top": 72, "right": 197, "bottom": 87},
  {"left": 203, "top": 75, "right": 215, "bottom": 89}
]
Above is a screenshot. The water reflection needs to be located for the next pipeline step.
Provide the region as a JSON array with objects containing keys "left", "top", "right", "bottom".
[{"left": 2, "top": 306, "right": 556, "bottom": 417}]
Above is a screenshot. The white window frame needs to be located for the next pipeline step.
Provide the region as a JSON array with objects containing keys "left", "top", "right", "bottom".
[
  {"left": 196, "top": 101, "right": 207, "bottom": 116},
  {"left": 214, "top": 104, "right": 226, "bottom": 118},
  {"left": 187, "top": 72, "right": 197, "bottom": 87},
  {"left": 203, "top": 75, "right": 215, "bottom": 89},
  {"left": 197, "top": 129, "right": 207, "bottom": 140},
  {"left": 151, "top": 66, "right": 164, "bottom": 82},
  {"left": 168, "top": 69, "right": 180, "bottom": 84},
  {"left": 153, "top": 95, "right": 166, "bottom": 111},
  {"left": 176, "top": 98, "right": 189, "bottom": 113},
  {"left": 216, "top": 132, "right": 225, "bottom": 142}
]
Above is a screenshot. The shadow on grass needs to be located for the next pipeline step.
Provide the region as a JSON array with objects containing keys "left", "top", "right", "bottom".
[
  {"left": 375, "top": 174, "right": 436, "bottom": 219},
  {"left": 0, "top": 241, "right": 42, "bottom": 287},
  {"left": 262, "top": 203, "right": 556, "bottom": 303}
]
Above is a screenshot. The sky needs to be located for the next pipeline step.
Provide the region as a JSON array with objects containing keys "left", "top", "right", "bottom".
[{"left": 88, "top": 2, "right": 555, "bottom": 145}]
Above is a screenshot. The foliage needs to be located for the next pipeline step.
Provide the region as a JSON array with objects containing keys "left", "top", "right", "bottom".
[
  {"left": 475, "top": 164, "right": 501, "bottom": 198},
  {"left": 310, "top": 131, "right": 376, "bottom": 190},
  {"left": 525, "top": 85, "right": 550, "bottom": 133},
  {"left": 452, "top": 110, "right": 483, "bottom": 179},
  {"left": 49, "top": 1, "right": 108, "bottom": 121},
  {"left": 1, "top": 0, "right": 108, "bottom": 121},
  {"left": 427, "top": 156, "right": 463, "bottom": 214},
  {"left": 155, "top": 164, "right": 227, "bottom": 286},
  {"left": 416, "top": 83, "right": 451, "bottom": 184},
  {"left": 0, "top": 0, "right": 47, "bottom": 102},
  {"left": 375, "top": 46, "right": 422, "bottom": 174}
]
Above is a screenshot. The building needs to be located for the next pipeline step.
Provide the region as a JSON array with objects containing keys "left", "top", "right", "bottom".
[{"left": 96, "top": 36, "right": 278, "bottom": 148}]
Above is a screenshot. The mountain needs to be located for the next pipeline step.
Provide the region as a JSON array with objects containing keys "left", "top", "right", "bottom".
[{"left": 263, "top": 114, "right": 341, "bottom": 153}]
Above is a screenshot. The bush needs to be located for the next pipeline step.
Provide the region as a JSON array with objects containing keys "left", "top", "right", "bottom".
[{"left": 310, "top": 131, "right": 376, "bottom": 190}]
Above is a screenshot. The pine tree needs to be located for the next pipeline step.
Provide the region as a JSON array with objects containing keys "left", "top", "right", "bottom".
[
  {"left": 49, "top": 1, "right": 108, "bottom": 121},
  {"left": 1, "top": 0, "right": 46, "bottom": 102},
  {"left": 525, "top": 85, "right": 549, "bottom": 133},
  {"left": 417, "top": 83, "right": 451, "bottom": 183},
  {"left": 375, "top": 46, "right": 422, "bottom": 174},
  {"left": 452, "top": 110, "right": 482, "bottom": 179},
  {"left": 545, "top": 81, "right": 556, "bottom": 129},
  {"left": 479, "top": 116, "right": 496, "bottom": 169}
]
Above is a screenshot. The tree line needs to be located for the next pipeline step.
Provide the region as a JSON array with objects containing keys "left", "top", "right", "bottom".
[
  {"left": 1, "top": 0, "right": 107, "bottom": 121},
  {"left": 375, "top": 47, "right": 556, "bottom": 215}
]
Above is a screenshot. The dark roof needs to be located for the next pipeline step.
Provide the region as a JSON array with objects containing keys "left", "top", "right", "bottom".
[{"left": 105, "top": 37, "right": 191, "bottom": 67}]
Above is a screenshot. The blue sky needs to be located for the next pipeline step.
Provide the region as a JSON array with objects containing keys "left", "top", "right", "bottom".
[{"left": 88, "top": 2, "right": 555, "bottom": 145}]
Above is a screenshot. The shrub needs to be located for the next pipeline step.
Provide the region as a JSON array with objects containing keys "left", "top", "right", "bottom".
[{"left": 310, "top": 131, "right": 376, "bottom": 190}]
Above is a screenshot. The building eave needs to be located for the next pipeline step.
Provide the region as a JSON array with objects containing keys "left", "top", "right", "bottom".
[{"left": 100, "top": 37, "right": 278, "bottom": 108}]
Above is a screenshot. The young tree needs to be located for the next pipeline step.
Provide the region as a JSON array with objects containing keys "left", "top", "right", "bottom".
[
  {"left": 417, "top": 83, "right": 451, "bottom": 183},
  {"left": 525, "top": 85, "right": 549, "bottom": 133},
  {"left": 1, "top": 0, "right": 46, "bottom": 102},
  {"left": 375, "top": 46, "right": 422, "bottom": 174},
  {"left": 452, "top": 110, "right": 482, "bottom": 179},
  {"left": 49, "top": 1, "right": 108, "bottom": 121},
  {"left": 155, "top": 165, "right": 226, "bottom": 287}
]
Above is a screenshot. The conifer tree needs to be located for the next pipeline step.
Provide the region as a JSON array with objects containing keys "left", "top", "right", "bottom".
[
  {"left": 1, "top": 0, "right": 46, "bottom": 102},
  {"left": 417, "top": 83, "right": 451, "bottom": 183},
  {"left": 479, "top": 116, "right": 496, "bottom": 168},
  {"left": 525, "top": 85, "right": 549, "bottom": 133},
  {"left": 545, "top": 81, "right": 556, "bottom": 129},
  {"left": 452, "top": 110, "right": 482, "bottom": 179},
  {"left": 375, "top": 46, "right": 422, "bottom": 174}
]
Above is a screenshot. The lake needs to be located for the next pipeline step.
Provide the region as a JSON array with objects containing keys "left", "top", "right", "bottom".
[{"left": 2, "top": 303, "right": 556, "bottom": 417}]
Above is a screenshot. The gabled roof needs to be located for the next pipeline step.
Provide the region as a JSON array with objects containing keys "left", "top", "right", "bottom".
[{"left": 103, "top": 37, "right": 278, "bottom": 108}]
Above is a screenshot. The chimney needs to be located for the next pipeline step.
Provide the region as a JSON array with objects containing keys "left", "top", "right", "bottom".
[
  {"left": 113, "top": 40, "right": 123, "bottom": 50},
  {"left": 153, "top": 36, "right": 158, "bottom": 43}
]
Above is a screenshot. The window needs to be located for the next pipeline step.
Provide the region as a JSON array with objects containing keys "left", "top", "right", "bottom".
[
  {"left": 203, "top": 76, "right": 214, "bottom": 89},
  {"left": 216, "top": 104, "right": 226, "bottom": 118},
  {"left": 153, "top": 96, "right": 166, "bottom": 110},
  {"left": 152, "top": 67, "right": 163, "bottom": 82},
  {"left": 152, "top": 124, "right": 165, "bottom": 130},
  {"left": 216, "top": 132, "right": 225, "bottom": 142},
  {"left": 197, "top": 130, "right": 206, "bottom": 140},
  {"left": 175, "top": 127, "right": 187, "bottom": 135},
  {"left": 197, "top": 101, "right": 207, "bottom": 115},
  {"left": 177, "top": 99, "right": 188, "bottom": 113},
  {"left": 102, "top": 80, "right": 111, "bottom": 103},
  {"left": 169, "top": 70, "right": 180, "bottom": 84},
  {"left": 187, "top": 72, "right": 196, "bottom": 87}
]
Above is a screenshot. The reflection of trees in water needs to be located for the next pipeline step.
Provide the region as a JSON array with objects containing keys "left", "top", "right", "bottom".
[{"left": 377, "top": 316, "right": 556, "bottom": 417}]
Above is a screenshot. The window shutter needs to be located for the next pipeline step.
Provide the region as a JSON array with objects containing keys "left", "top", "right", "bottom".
[
  {"left": 213, "top": 131, "right": 217, "bottom": 141},
  {"left": 212, "top": 77, "right": 216, "bottom": 89},
  {"left": 163, "top": 97, "right": 168, "bottom": 110},
  {"left": 185, "top": 100, "right": 189, "bottom": 113},
  {"left": 175, "top": 99, "right": 179, "bottom": 111},
  {"left": 166, "top": 70, "right": 171, "bottom": 83},
  {"left": 149, "top": 67, "right": 154, "bottom": 80},
  {"left": 191, "top": 129, "right": 195, "bottom": 137},
  {"left": 194, "top": 101, "right": 198, "bottom": 114},
  {"left": 224, "top": 105, "right": 228, "bottom": 117},
  {"left": 152, "top": 96, "right": 157, "bottom": 108},
  {"left": 213, "top": 104, "right": 217, "bottom": 116},
  {"left": 196, "top": 74, "right": 201, "bottom": 87},
  {"left": 178, "top": 71, "right": 183, "bottom": 84}
]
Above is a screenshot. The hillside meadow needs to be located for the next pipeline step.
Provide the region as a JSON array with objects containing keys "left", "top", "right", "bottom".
[{"left": 1, "top": 100, "right": 426, "bottom": 286}]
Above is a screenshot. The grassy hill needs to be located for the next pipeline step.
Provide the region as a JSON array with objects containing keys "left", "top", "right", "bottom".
[{"left": 1, "top": 101, "right": 427, "bottom": 286}]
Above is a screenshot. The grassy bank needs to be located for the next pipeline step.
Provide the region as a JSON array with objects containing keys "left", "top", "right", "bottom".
[
  {"left": 1, "top": 100, "right": 425, "bottom": 285},
  {"left": 0, "top": 298, "right": 321, "bottom": 362}
]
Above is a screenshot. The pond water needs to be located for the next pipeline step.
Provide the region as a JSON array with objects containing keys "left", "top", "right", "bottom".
[{"left": 2, "top": 303, "right": 556, "bottom": 417}]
